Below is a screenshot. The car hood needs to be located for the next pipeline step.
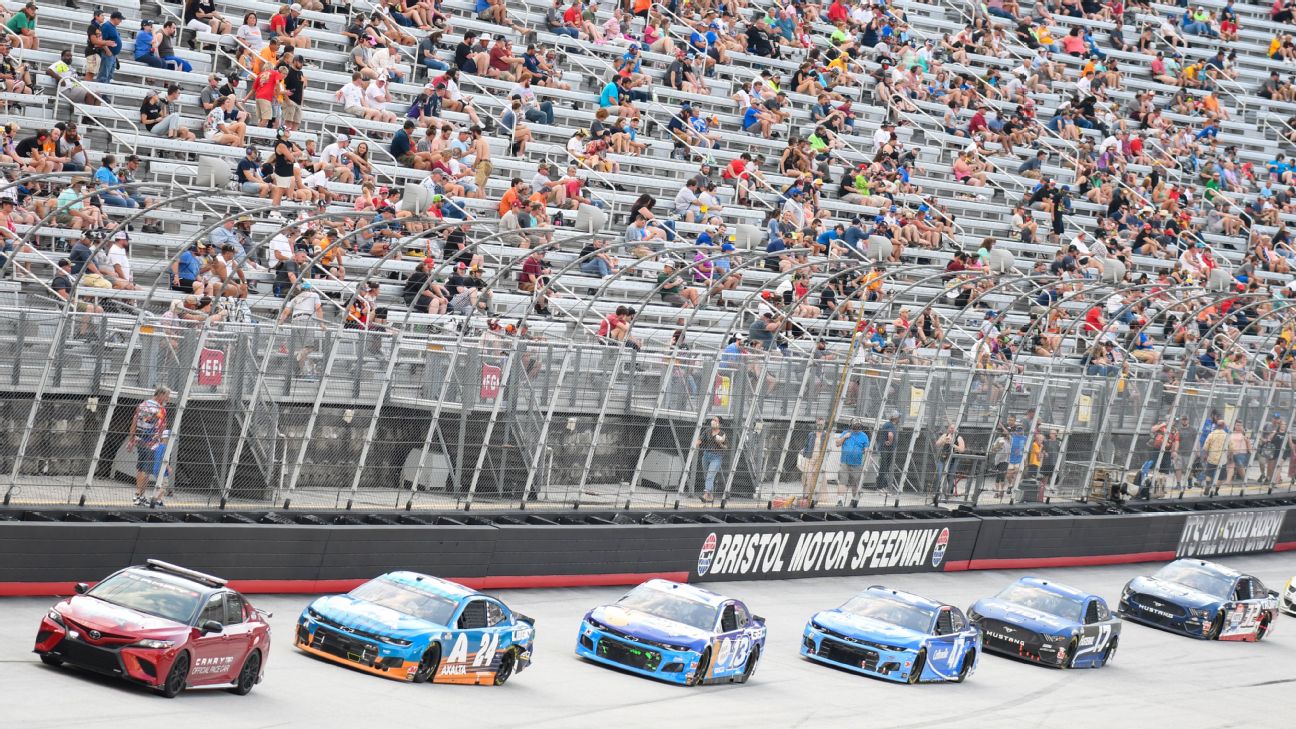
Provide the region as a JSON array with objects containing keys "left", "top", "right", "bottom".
[
  {"left": 59, "top": 595, "right": 190, "bottom": 638},
  {"left": 589, "top": 605, "right": 711, "bottom": 650},
  {"left": 1127, "top": 576, "right": 1223, "bottom": 611},
  {"left": 308, "top": 594, "right": 446, "bottom": 637},
  {"left": 811, "top": 609, "right": 926, "bottom": 649},
  {"left": 972, "top": 597, "right": 1077, "bottom": 636}
]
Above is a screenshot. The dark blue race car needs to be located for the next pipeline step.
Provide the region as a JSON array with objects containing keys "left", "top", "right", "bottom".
[
  {"left": 576, "top": 579, "right": 766, "bottom": 686},
  {"left": 969, "top": 577, "right": 1120, "bottom": 668},
  {"left": 801, "top": 586, "right": 981, "bottom": 684},
  {"left": 1119, "top": 559, "right": 1279, "bottom": 642}
]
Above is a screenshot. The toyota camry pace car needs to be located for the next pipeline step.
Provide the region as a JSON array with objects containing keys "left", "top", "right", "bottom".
[
  {"left": 297, "top": 572, "right": 534, "bottom": 684},
  {"left": 1119, "top": 559, "right": 1278, "bottom": 641},
  {"left": 33, "top": 559, "right": 271, "bottom": 698},
  {"left": 968, "top": 577, "right": 1120, "bottom": 668},
  {"left": 1282, "top": 577, "right": 1296, "bottom": 617},
  {"left": 801, "top": 586, "right": 980, "bottom": 684},
  {"left": 576, "top": 579, "right": 766, "bottom": 686}
]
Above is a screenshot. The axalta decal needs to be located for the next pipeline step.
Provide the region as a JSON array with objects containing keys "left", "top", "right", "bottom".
[
  {"left": 1176, "top": 510, "right": 1287, "bottom": 558},
  {"left": 696, "top": 527, "right": 949, "bottom": 578}
]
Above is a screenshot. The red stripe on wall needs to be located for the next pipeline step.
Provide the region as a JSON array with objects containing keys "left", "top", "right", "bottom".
[
  {"left": 1275, "top": 541, "right": 1296, "bottom": 552},
  {"left": 942, "top": 560, "right": 971, "bottom": 572},
  {"left": 965, "top": 551, "right": 1178, "bottom": 570},
  {"left": 0, "top": 572, "right": 692, "bottom": 597}
]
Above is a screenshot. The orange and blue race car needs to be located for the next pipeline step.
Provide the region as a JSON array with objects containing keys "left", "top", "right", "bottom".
[
  {"left": 296, "top": 572, "right": 534, "bottom": 684},
  {"left": 576, "top": 579, "right": 766, "bottom": 686}
]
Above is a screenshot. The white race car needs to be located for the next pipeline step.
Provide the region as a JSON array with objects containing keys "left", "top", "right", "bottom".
[{"left": 1282, "top": 577, "right": 1296, "bottom": 617}]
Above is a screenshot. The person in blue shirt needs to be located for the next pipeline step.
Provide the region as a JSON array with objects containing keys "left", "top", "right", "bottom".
[
  {"left": 836, "top": 421, "right": 871, "bottom": 498},
  {"left": 597, "top": 79, "right": 621, "bottom": 108},
  {"left": 816, "top": 223, "right": 843, "bottom": 250},
  {"left": 98, "top": 12, "right": 124, "bottom": 83},
  {"left": 133, "top": 19, "right": 168, "bottom": 69},
  {"left": 842, "top": 218, "right": 867, "bottom": 251},
  {"left": 1196, "top": 120, "right": 1219, "bottom": 142},
  {"left": 171, "top": 243, "right": 206, "bottom": 293},
  {"left": 94, "top": 154, "right": 136, "bottom": 208}
]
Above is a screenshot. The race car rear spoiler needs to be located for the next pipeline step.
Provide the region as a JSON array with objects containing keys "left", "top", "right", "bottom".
[{"left": 515, "top": 612, "right": 535, "bottom": 626}]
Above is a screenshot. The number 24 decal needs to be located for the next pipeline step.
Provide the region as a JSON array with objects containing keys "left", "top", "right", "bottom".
[{"left": 447, "top": 633, "right": 500, "bottom": 668}]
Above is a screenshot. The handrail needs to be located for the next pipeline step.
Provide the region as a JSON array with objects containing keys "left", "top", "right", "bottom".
[
  {"left": 320, "top": 112, "right": 400, "bottom": 189},
  {"left": 54, "top": 78, "right": 139, "bottom": 154}
]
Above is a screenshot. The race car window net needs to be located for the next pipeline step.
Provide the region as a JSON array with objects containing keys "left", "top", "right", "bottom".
[
  {"left": 734, "top": 602, "right": 751, "bottom": 627},
  {"left": 994, "top": 584, "right": 1085, "bottom": 624},
  {"left": 720, "top": 605, "right": 738, "bottom": 632},
  {"left": 349, "top": 578, "right": 458, "bottom": 625},
  {"left": 617, "top": 584, "right": 719, "bottom": 632},
  {"left": 840, "top": 595, "right": 937, "bottom": 634},
  {"left": 87, "top": 571, "right": 204, "bottom": 625},
  {"left": 1085, "top": 601, "right": 1101, "bottom": 625},
  {"left": 935, "top": 608, "right": 955, "bottom": 635}
]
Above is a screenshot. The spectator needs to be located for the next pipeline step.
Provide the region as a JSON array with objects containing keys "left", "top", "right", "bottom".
[
  {"left": 133, "top": 19, "right": 167, "bottom": 69},
  {"left": 580, "top": 238, "right": 617, "bottom": 277},
  {"left": 237, "top": 146, "right": 271, "bottom": 196},
  {"left": 140, "top": 86, "right": 194, "bottom": 141},
  {"left": 876, "top": 411, "right": 900, "bottom": 491},
  {"left": 836, "top": 420, "right": 872, "bottom": 499},
  {"left": 92, "top": 154, "right": 135, "bottom": 208},
  {"left": 128, "top": 386, "right": 171, "bottom": 506},
  {"left": 183, "top": 0, "right": 232, "bottom": 37},
  {"left": 96, "top": 11, "right": 124, "bottom": 83},
  {"left": 270, "top": 3, "right": 311, "bottom": 49},
  {"left": 204, "top": 95, "right": 248, "bottom": 147},
  {"left": 246, "top": 61, "right": 284, "bottom": 128},
  {"left": 278, "top": 280, "right": 325, "bottom": 378},
  {"left": 696, "top": 417, "right": 727, "bottom": 503},
  {"left": 6, "top": 2, "right": 37, "bottom": 50}
]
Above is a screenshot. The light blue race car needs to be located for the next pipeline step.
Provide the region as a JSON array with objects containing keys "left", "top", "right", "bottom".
[
  {"left": 576, "top": 579, "right": 766, "bottom": 686},
  {"left": 296, "top": 572, "right": 534, "bottom": 684},
  {"left": 802, "top": 586, "right": 981, "bottom": 683}
]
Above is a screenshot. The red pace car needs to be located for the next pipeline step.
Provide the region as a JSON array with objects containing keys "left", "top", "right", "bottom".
[{"left": 33, "top": 559, "right": 271, "bottom": 697}]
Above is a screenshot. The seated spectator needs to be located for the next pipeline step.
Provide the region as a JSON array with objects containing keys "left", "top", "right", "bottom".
[
  {"left": 580, "top": 238, "right": 617, "bottom": 277},
  {"left": 140, "top": 86, "right": 195, "bottom": 141},
  {"left": 6, "top": 2, "right": 37, "bottom": 50}
]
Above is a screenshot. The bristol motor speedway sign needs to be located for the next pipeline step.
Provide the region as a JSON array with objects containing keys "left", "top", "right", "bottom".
[{"left": 693, "top": 521, "right": 973, "bottom": 582}]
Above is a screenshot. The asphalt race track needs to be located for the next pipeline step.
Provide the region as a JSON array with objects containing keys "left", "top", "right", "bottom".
[{"left": 1, "top": 554, "right": 1292, "bottom": 729}]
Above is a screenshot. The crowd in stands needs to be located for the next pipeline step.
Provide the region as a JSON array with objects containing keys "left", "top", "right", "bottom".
[{"left": 2, "top": 0, "right": 1296, "bottom": 397}]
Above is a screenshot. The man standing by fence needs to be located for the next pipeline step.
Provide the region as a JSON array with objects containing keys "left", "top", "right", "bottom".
[
  {"left": 128, "top": 385, "right": 170, "bottom": 506},
  {"left": 876, "top": 411, "right": 900, "bottom": 492}
]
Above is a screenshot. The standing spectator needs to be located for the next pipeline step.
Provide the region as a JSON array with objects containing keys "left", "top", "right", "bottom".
[
  {"left": 835, "top": 420, "right": 872, "bottom": 501},
  {"left": 282, "top": 55, "right": 306, "bottom": 132},
  {"left": 1259, "top": 413, "right": 1286, "bottom": 484},
  {"left": 278, "top": 280, "right": 325, "bottom": 378},
  {"left": 270, "top": 128, "right": 298, "bottom": 206},
  {"left": 935, "top": 424, "right": 966, "bottom": 496},
  {"left": 1227, "top": 421, "right": 1251, "bottom": 484},
  {"left": 245, "top": 60, "right": 283, "bottom": 128},
  {"left": 96, "top": 11, "right": 124, "bottom": 83},
  {"left": 1202, "top": 423, "right": 1229, "bottom": 495},
  {"left": 128, "top": 386, "right": 170, "bottom": 506},
  {"left": 696, "top": 417, "right": 727, "bottom": 503},
  {"left": 876, "top": 411, "right": 900, "bottom": 492}
]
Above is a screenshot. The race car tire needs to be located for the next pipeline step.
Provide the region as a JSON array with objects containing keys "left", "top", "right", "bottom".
[
  {"left": 955, "top": 650, "right": 974, "bottom": 683},
  {"left": 230, "top": 650, "right": 261, "bottom": 696},
  {"left": 1206, "top": 611, "right": 1224, "bottom": 640},
  {"left": 686, "top": 648, "right": 712, "bottom": 687},
  {"left": 411, "top": 645, "right": 441, "bottom": 684},
  {"left": 1064, "top": 638, "right": 1079, "bottom": 669},
  {"left": 159, "top": 651, "right": 190, "bottom": 699},
  {"left": 1101, "top": 637, "right": 1118, "bottom": 667},
  {"left": 907, "top": 649, "right": 926, "bottom": 685},
  {"left": 1255, "top": 618, "right": 1270, "bottom": 642},
  {"left": 494, "top": 649, "right": 516, "bottom": 686},
  {"left": 738, "top": 646, "right": 760, "bottom": 684},
  {"left": 38, "top": 654, "right": 62, "bottom": 668}
]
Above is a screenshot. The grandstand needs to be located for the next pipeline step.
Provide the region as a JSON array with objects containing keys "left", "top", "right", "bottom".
[{"left": 2, "top": 0, "right": 1296, "bottom": 512}]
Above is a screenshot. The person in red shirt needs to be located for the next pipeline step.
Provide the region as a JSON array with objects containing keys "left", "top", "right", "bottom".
[
  {"left": 518, "top": 248, "right": 549, "bottom": 293},
  {"left": 1083, "top": 305, "right": 1104, "bottom": 342},
  {"left": 245, "top": 63, "right": 283, "bottom": 127},
  {"left": 487, "top": 36, "right": 524, "bottom": 82},
  {"left": 967, "top": 107, "right": 988, "bottom": 136}
]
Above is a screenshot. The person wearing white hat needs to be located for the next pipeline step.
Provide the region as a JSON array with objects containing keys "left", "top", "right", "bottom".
[{"left": 269, "top": 3, "right": 311, "bottom": 49}]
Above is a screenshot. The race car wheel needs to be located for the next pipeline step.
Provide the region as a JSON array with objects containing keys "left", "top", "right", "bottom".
[
  {"left": 159, "top": 651, "right": 190, "bottom": 699},
  {"left": 493, "top": 649, "right": 516, "bottom": 686},
  {"left": 907, "top": 649, "right": 926, "bottom": 685},
  {"left": 38, "top": 654, "right": 62, "bottom": 668},
  {"left": 1255, "top": 618, "right": 1270, "bottom": 642},
  {"left": 230, "top": 651, "right": 261, "bottom": 696},
  {"left": 1101, "top": 637, "right": 1118, "bottom": 667},
  {"left": 1206, "top": 611, "right": 1224, "bottom": 640},
  {"left": 686, "top": 648, "right": 711, "bottom": 687},
  {"left": 1064, "top": 638, "right": 1079, "bottom": 669},
  {"left": 738, "top": 646, "right": 760, "bottom": 684},
  {"left": 411, "top": 646, "right": 441, "bottom": 684},
  {"left": 955, "top": 650, "right": 974, "bottom": 683}
]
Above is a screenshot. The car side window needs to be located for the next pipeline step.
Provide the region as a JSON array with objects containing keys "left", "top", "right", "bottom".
[
  {"left": 1084, "top": 600, "right": 1101, "bottom": 624},
  {"left": 224, "top": 593, "right": 246, "bottom": 625},
  {"left": 1233, "top": 579, "right": 1252, "bottom": 601},
  {"left": 1094, "top": 600, "right": 1111, "bottom": 621},
  {"left": 935, "top": 608, "right": 955, "bottom": 635},
  {"left": 949, "top": 608, "right": 967, "bottom": 632},
  {"left": 733, "top": 602, "right": 751, "bottom": 627},
  {"left": 485, "top": 600, "right": 507, "bottom": 627},
  {"left": 719, "top": 604, "right": 738, "bottom": 632},
  {"left": 458, "top": 599, "right": 488, "bottom": 630},
  {"left": 199, "top": 594, "right": 225, "bottom": 626}
]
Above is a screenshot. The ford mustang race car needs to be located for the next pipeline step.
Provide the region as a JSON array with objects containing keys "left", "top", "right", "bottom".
[
  {"left": 968, "top": 577, "right": 1120, "bottom": 668},
  {"left": 1282, "top": 577, "right": 1296, "bottom": 617},
  {"left": 576, "top": 579, "right": 765, "bottom": 686},
  {"left": 1119, "top": 558, "right": 1278, "bottom": 641},
  {"left": 33, "top": 559, "right": 271, "bottom": 698},
  {"left": 296, "top": 572, "right": 534, "bottom": 684},
  {"left": 801, "top": 586, "right": 980, "bottom": 684}
]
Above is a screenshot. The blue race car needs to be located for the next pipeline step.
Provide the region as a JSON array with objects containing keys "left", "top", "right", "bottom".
[
  {"left": 576, "top": 579, "right": 765, "bottom": 686},
  {"left": 801, "top": 586, "right": 981, "bottom": 684},
  {"left": 296, "top": 572, "right": 535, "bottom": 684},
  {"left": 1119, "top": 558, "right": 1279, "bottom": 642},
  {"left": 968, "top": 577, "right": 1120, "bottom": 668}
]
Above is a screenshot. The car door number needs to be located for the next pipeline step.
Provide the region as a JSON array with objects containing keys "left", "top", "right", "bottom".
[
  {"left": 715, "top": 636, "right": 751, "bottom": 671},
  {"left": 1075, "top": 624, "right": 1112, "bottom": 659},
  {"left": 447, "top": 633, "right": 499, "bottom": 669}
]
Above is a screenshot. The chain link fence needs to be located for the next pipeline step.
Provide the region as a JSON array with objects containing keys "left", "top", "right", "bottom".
[{"left": 4, "top": 307, "right": 1296, "bottom": 512}]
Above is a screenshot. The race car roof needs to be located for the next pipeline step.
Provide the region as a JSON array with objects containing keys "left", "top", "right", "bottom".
[
  {"left": 1166, "top": 558, "right": 1242, "bottom": 579},
  {"left": 642, "top": 578, "right": 728, "bottom": 606},
  {"left": 380, "top": 571, "right": 477, "bottom": 600},
  {"left": 859, "top": 585, "right": 945, "bottom": 612},
  {"left": 1016, "top": 576, "right": 1096, "bottom": 601}
]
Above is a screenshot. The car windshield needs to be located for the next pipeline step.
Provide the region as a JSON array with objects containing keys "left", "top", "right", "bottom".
[
  {"left": 617, "top": 584, "right": 719, "bottom": 632},
  {"left": 88, "top": 571, "right": 204, "bottom": 624},
  {"left": 1154, "top": 563, "right": 1234, "bottom": 598},
  {"left": 840, "top": 594, "right": 935, "bottom": 633},
  {"left": 996, "top": 584, "right": 1085, "bottom": 623},
  {"left": 349, "top": 577, "right": 459, "bottom": 624}
]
